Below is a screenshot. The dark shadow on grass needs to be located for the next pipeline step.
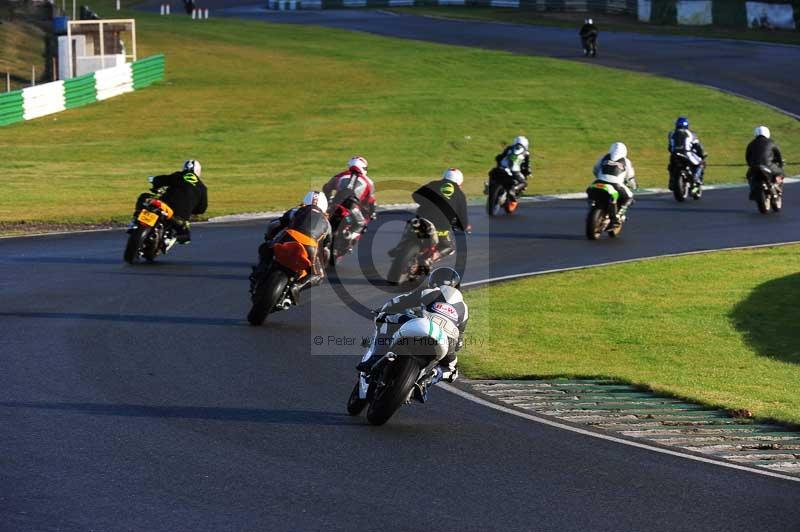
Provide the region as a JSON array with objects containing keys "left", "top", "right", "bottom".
[
  {"left": 0, "top": 311, "right": 245, "bottom": 327},
  {"left": 0, "top": 401, "right": 356, "bottom": 426},
  {"left": 729, "top": 272, "right": 800, "bottom": 365}
]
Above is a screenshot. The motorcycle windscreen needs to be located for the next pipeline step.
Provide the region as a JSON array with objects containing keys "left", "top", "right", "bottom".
[{"left": 273, "top": 241, "right": 313, "bottom": 275}]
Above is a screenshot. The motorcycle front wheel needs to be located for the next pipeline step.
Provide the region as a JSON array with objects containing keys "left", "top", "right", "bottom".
[{"left": 366, "top": 356, "right": 419, "bottom": 426}]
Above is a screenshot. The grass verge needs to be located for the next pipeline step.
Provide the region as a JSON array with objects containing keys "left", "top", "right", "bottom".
[
  {"left": 0, "top": 12, "right": 47, "bottom": 90},
  {"left": 387, "top": 6, "right": 800, "bottom": 46},
  {"left": 461, "top": 244, "right": 800, "bottom": 426},
  {"left": 0, "top": 2, "right": 798, "bottom": 226}
]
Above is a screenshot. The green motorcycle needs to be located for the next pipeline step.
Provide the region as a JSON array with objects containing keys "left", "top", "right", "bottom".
[{"left": 585, "top": 182, "right": 626, "bottom": 240}]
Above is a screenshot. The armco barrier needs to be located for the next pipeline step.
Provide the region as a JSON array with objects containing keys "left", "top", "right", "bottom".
[
  {"left": 0, "top": 54, "right": 165, "bottom": 127},
  {"left": 0, "top": 91, "right": 24, "bottom": 126},
  {"left": 131, "top": 54, "right": 166, "bottom": 90},
  {"left": 95, "top": 64, "right": 134, "bottom": 101}
]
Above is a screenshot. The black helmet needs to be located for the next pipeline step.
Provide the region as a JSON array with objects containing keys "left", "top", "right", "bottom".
[{"left": 427, "top": 267, "right": 461, "bottom": 289}]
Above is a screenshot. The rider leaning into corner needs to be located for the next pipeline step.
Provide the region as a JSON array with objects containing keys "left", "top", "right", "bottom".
[
  {"left": 322, "top": 155, "right": 377, "bottom": 222},
  {"left": 255, "top": 191, "right": 332, "bottom": 303},
  {"left": 130, "top": 159, "right": 208, "bottom": 244},
  {"left": 668, "top": 116, "right": 707, "bottom": 187},
  {"left": 357, "top": 267, "right": 467, "bottom": 384},
  {"left": 746, "top": 126, "right": 785, "bottom": 198},
  {"left": 590, "top": 142, "right": 637, "bottom": 228},
  {"left": 390, "top": 168, "right": 471, "bottom": 264},
  {"left": 492, "top": 135, "right": 532, "bottom": 209}
]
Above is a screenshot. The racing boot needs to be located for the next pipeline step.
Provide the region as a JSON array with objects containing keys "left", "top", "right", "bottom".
[{"left": 173, "top": 219, "right": 191, "bottom": 244}]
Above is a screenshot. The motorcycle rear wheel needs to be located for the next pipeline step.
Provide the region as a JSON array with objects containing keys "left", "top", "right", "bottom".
[
  {"left": 123, "top": 229, "right": 145, "bottom": 264},
  {"left": 142, "top": 225, "right": 161, "bottom": 262},
  {"left": 366, "top": 356, "right": 419, "bottom": 426},
  {"left": 386, "top": 241, "right": 419, "bottom": 285},
  {"left": 247, "top": 268, "right": 289, "bottom": 326},
  {"left": 586, "top": 207, "right": 606, "bottom": 240},
  {"left": 673, "top": 174, "right": 688, "bottom": 202},
  {"left": 487, "top": 183, "right": 504, "bottom": 217},
  {"left": 330, "top": 225, "right": 351, "bottom": 267},
  {"left": 756, "top": 187, "right": 771, "bottom": 214},
  {"left": 346, "top": 381, "right": 368, "bottom": 416},
  {"left": 771, "top": 192, "right": 782, "bottom": 212}
]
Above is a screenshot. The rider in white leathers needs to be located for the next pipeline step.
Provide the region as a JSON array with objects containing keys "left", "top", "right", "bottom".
[
  {"left": 591, "top": 142, "right": 637, "bottom": 228},
  {"left": 357, "top": 267, "right": 467, "bottom": 383}
]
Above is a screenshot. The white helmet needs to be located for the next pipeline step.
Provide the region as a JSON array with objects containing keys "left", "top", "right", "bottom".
[
  {"left": 514, "top": 135, "right": 529, "bottom": 150},
  {"left": 754, "top": 126, "right": 771, "bottom": 139},
  {"left": 183, "top": 159, "right": 202, "bottom": 178},
  {"left": 586, "top": 18, "right": 593, "bottom": 24},
  {"left": 609, "top": 142, "right": 628, "bottom": 161},
  {"left": 442, "top": 167, "right": 464, "bottom": 186},
  {"left": 347, "top": 155, "right": 368, "bottom": 174},
  {"left": 302, "top": 190, "right": 328, "bottom": 213}
]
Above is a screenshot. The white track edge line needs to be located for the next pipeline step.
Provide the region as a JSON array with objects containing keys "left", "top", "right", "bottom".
[
  {"left": 462, "top": 240, "right": 800, "bottom": 288},
  {"left": 440, "top": 383, "right": 800, "bottom": 484}
]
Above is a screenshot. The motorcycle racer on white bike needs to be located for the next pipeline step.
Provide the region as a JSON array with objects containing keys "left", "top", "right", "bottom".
[{"left": 356, "top": 267, "right": 468, "bottom": 386}]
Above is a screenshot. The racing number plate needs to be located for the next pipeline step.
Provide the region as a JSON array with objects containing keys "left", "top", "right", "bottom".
[{"left": 137, "top": 210, "right": 158, "bottom": 227}]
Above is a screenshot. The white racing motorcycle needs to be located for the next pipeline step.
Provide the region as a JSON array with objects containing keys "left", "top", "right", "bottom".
[{"left": 346, "top": 312, "right": 454, "bottom": 425}]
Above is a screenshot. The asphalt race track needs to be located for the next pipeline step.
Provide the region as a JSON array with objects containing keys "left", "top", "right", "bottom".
[
  {"left": 3, "top": 187, "right": 800, "bottom": 531},
  {"left": 3, "top": 9, "right": 800, "bottom": 532}
]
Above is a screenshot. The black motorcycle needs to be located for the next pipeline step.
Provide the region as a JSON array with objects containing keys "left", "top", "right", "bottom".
[
  {"left": 669, "top": 152, "right": 703, "bottom": 202},
  {"left": 124, "top": 197, "right": 177, "bottom": 264},
  {"left": 328, "top": 194, "right": 369, "bottom": 266},
  {"left": 386, "top": 217, "right": 443, "bottom": 285},
  {"left": 485, "top": 168, "right": 521, "bottom": 217},
  {"left": 749, "top": 165, "right": 784, "bottom": 214}
]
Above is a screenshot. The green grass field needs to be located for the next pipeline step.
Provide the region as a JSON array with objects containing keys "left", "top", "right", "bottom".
[
  {"left": 388, "top": 6, "right": 800, "bottom": 45},
  {"left": 461, "top": 245, "right": 800, "bottom": 426},
  {"left": 0, "top": 4, "right": 798, "bottom": 226}
]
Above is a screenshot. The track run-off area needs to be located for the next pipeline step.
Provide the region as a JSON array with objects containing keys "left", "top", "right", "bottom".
[{"left": 3, "top": 8, "right": 800, "bottom": 532}]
